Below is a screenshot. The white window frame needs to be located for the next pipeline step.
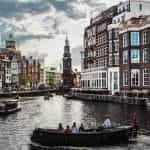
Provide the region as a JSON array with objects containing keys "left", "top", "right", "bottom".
[
  {"left": 123, "top": 71, "right": 128, "bottom": 86},
  {"left": 131, "top": 49, "right": 140, "bottom": 63},
  {"left": 143, "top": 69, "right": 149, "bottom": 86},
  {"left": 143, "top": 31, "right": 147, "bottom": 45},
  {"left": 143, "top": 48, "right": 148, "bottom": 63},
  {"left": 123, "top": 33, "right": 128, "bottom": 48},
  {"left": 131, "top": 69, "right": 140, "bottom": 87},
  {"left": 131, "top": 32, "right": 140, "bottom": 46},
  {"left": 123, "top": 50, "right": 128, "bottom": 64}
]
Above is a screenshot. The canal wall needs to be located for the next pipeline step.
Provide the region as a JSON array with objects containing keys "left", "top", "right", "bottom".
[
  {"left": 68, "top": 92, "right": 149, "bottom": 106},
  {"left": 0, "top": 89, "right": 55, "bottom": 98}
]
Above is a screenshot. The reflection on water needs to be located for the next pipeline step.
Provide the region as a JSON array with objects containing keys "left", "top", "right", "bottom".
[{"left": 0, "top": 95, "right": 150, "bottom": 149}]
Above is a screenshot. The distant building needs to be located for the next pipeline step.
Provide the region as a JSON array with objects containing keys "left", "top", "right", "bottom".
[
  {"left": 55, "top": 72, "right": 62, "bottom": 88},
  {"left": 73, "top": 70, "right": 81, "bottom": 88},
  {"left": 0, "top": 33, "right": 45, "bottom": 90},
  {"left": 0, "top": 33, "right": 21, "bottom": 89},
  {"left": 6, "top": 33, "right": 16, "bottom": 49},
  {"left": 39, "top": 58, "right": 45, "bottom": 85},
  {"left": 20, "top": 56, "right": 42, "bottom": 89},
  {"left": 20, "top": 56, "right": 29, "bottom": 88},
  {"left": 27, "top": 56, "right": 40, "bottom": 89},
  {"left": 62, "top": 36, "right": 74, "bottom": 89},
  {"left": 40, "top": 68, "right": 45, "bottom": 84},
  {"left": 45, "top": 67, "right": 62, "bottom": 88},
  {"left": 11, "top": 56, "right": 20, "bottom": 89},
  {"left": 0, "top": 57, "right": 11, "bottom": 90}
]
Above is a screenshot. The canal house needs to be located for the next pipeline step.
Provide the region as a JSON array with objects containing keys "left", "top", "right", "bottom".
[{"left": 119, "top": 16, "right": 150, "bottom": 96}]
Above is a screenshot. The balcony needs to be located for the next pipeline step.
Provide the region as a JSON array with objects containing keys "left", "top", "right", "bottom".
[{"left": 86, "top": 56, "right": 95, "bottom": 63}]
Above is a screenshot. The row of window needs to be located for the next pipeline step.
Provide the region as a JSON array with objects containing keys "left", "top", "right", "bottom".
[
  {"left": 85, "top": 37, "right": 96, "bottom": 48},
  {"left": 109, "top": 41, "right": 119, "bottom": 53},
  {"left": 113, "top": 4, "right": 143, "bottom": 24},
  {"left": 109, "top": 55, "right": 119, "bottom": 66},
  {"left": 86, "top": 26, "right": 96, "bottom": 38},
  {"left": 84, "top": 57, "right": 108, "bottom": 69},
  {"left": 96, "top": 33, "right": 107, "bottom": 45},
  {"left": 97, "top": 23, "right": 107, "bottom": 33},
  {"left": 123, "top": 69, "right": 149, "bottom": 87},
  {"left": 123, "top": 48, "right": 149, "bottom": 64},
  {"left": 86, "top": 63, "right": 95, "bottom": 69},
  {"left": 96, "top": 46, "right": 107, "bottom": 57},
  {"left": 81, "top": 72, "right": 107, "bottom": 89},
  {"left": 86, "top": 23, "right": 107, "bottom": 39},
  {"left": 109, "top": 29, "right": 119, "bottom": 39},
  {"left": 95, "top": 57, "right": 107, "bottom": 68},
  {"left": 113, "top": 14, "right": 126, "bottom": 24},
  {"left": 85, "top": 51, "right": 95, "bottom": 58},
  {"left": 123, "top": 31, "right": 149, "bottom": 48}
]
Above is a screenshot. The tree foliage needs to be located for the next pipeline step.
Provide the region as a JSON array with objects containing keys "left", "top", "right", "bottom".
[{"left": 20, "top": 73, "right": 29, "bottom": 86}]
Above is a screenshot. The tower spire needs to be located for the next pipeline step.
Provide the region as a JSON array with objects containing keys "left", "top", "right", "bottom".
[
  {"left": 65, "top": 34, "right": 69, "bottom": 46},
  {"left": 62, "top": 33, "right": 73, "bottom": 89}
]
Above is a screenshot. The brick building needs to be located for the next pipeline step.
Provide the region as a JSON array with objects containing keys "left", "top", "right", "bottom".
[
  {"left": 81, "top": 6, "right": 117, "bottom": 90},
  {"left": 81, "top": 0, "right": 150, "bottom": 96},
  {"left": 119, "top": 16, "right": 150, "bottom": 96}
]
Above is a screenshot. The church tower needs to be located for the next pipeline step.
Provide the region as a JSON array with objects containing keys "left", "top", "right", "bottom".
[
  {"left": 62, "top": 36, "right": 73, "bottom": 89},
  {"left": 6, "top": 33, "right": 16, "bottom": 50}
]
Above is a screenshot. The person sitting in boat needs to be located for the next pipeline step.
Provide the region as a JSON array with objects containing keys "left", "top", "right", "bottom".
[
  {"left": 64, "top": 125, "right": 72, "bottom": 134},
  {"left": 57, "top": 123, "right": 64, "bottom": 131},
  {"left": 72, "top": 122, "right": 79, "bottom": 133},
  {"left": 79, "top": 123, "right": 85, "bottom": 132},
  {"left": 102, "top": 115, "right": 111, "bottom": 128}
]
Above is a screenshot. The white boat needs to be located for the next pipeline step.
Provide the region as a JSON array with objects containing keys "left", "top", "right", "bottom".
[
  {"left": 19, "top": 96, "right": 37, "bottom": 101},
  {"left": 0, "top": 100, "right": 21, "bottom": 115}
]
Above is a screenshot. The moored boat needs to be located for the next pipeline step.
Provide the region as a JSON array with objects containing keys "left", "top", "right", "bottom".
[
  {"left": 0, "top": 100, "right": 21, "bottom": 115},
  {"left": 44, "top": 95, "right": 50, "bottom": 100},
  {"left": 31, "top": 126, "right": 132, "bottom": 148},
  {"left": 64, "top": 94, "right": 73, "bottom": 99},
  {"left": 44, "top": 93, "right": 53, "bottom": 100},
  {"left": 19, "top": 96, "right": 37, "bottom": 101}
]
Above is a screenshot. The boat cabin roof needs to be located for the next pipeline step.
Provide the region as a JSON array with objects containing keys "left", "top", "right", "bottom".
[{"left": 0, "top": 100, "right": 18, "bottom": 104}]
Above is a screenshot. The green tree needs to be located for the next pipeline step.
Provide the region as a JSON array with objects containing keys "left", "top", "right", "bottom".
[
  {"left": 48, "top": 72, "right": 55, "bottom": 87},
  {"left": 20, "top": 73, "right": 29, "bottom": 86}
]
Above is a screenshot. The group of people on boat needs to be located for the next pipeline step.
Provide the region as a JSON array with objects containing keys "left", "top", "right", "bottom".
[
  {"left": 57, "top": 112, "right": 138, "bottom": 136},
  {"left": 58, "top": 122, "right": 85, "bottom": 133},
  {"left": 57, "top": 116, "right": 112, "bottom": 133}
]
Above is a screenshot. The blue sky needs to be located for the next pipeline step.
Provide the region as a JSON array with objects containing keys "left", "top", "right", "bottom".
[{"left": 0, "top": 0, "right": 125, "bottom": 71}]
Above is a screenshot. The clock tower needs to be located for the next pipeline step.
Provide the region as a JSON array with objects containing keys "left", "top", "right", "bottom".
[{"left": 62, "top": 36, "right": 73, "bottom": 89}]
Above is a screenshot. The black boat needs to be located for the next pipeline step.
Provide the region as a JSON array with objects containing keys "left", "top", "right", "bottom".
[
  {"left": 0, "top": 100, "right": 21, "bottom": 115},
  {"left": 31, "top": 126, "right": 132, "bottom": 148},
  {"left": 64, "top": 94, "right": 73, "bottom": 99},
  {"left": 44, "top": 95, "right": 50, "bottom": 100},
  {"left": 44, "top": 93, "right": 53, "bottom": 100}
]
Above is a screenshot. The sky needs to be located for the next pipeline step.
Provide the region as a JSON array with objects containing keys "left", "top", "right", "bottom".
[{"left": 0, "top": 0, "right": 126, "bottom": 71}]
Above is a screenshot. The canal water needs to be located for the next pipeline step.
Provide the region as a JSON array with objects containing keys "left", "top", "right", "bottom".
[{"left": 0, "top": 95, "right": 150, "bottom": 150}]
